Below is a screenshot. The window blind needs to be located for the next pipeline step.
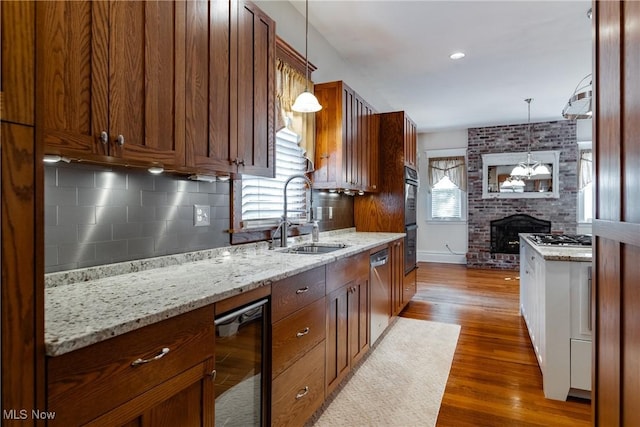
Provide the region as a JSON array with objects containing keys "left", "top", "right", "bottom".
[{"left": 241, "top": 128, "right": 309, "bottom": 226}]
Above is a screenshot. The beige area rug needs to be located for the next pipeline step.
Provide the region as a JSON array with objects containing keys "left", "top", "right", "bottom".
[{"left": 310, "top": 318, "right": 461, "bottom": 427}]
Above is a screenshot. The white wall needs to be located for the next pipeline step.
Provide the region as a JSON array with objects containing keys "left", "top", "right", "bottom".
[{"left": 417, "top": 130, "right": 468, "bottom": 264}]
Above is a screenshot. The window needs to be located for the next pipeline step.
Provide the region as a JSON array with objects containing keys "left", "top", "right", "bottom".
[
  {"left": 427, "top": 153, "right": 467, "bottom": 222},
  {"left": 241, "top": 128, "right": 309, "bottom": 227},
  {"left": 578, "top": 146, "right": 593, "bottom": 223}
]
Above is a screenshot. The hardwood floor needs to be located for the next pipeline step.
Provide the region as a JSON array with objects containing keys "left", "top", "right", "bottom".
[{"left": 401, "top": 262, "right": 591, "bottom": 427}]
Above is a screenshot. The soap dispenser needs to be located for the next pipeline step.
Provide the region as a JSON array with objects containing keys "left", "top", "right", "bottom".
[{"left": 312, "top": 220, "right": 319, "bottom": 242}]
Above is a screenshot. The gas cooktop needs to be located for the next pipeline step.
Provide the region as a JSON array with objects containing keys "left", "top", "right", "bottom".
[{"left": 528, "top": 233, "right": 592, "bottom": 247}]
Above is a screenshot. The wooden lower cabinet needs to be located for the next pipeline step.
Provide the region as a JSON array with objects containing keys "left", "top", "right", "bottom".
[
  {"left": 47, "top": 305, "right": 215, "bottom": 426},
  {"left": 325, "top": 252, "right": 370, "bottom": 396},
  {"left": 270, "top": 267, "right": 327, "bottom": 426},
  {"left": 403, "top": 268, "right": 417, "bottom": 308},
  {"left": 389, "top": 239, "right": 405, "bottom": 316},
  {"left": 271, "top": 342, "right": 326, "bottom": 427},
  {"left": 86, "top": 358, "right": 215, "bottom": 427}
]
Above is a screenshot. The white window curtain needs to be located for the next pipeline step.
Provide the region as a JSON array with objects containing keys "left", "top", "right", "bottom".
[
  {"left": 241, "top": 129, "right": 309, "bottom": 225},
  {"left": 578, "top": 149, "right": 592, "bottom": 189},
  {"left": 276, "top": 58, "right": 315, "bottom": 171},
  {"left": 428, "top": 156, "right": 467, "bottom": 191}
]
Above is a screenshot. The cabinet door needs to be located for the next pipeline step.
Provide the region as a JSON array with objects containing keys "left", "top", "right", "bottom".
[
  {"left": 314, "top": 81, "right": 378, "bottom": 192},
  {"left": 86, "top": 358, "right": 215, "bottom": 427},
  {"left": 185, "top": 0, "right": 234, "bottom": 174},
  {"left": 185, "top": 0, "right": 275, "bottom": 177},
  {"left": 365, "top": 103, "right": 380, "bottom": 191},
  {"left": 348, "top": 277, "right": 370, "bottom": 365},
  {"left": 325, "top": 285, "right": 349, "bottom": 396},
  {"left": 38, "top": 1, "right": 186, "bottom": 168},
  {"left": 404, "top": 115, "right": 417, "bottom": 168},
  {"left": 235, "top": 0, "right": 275, "bottom": 177},
  {"left": 342, "top": 84, "right": 356, "bottom": 189},
  {"left": 390, "top": 239, "right": 405, "bottom": 316},
  {"left": 108, "top": 0, "right": 186, "bottom": 169},
  {"left": 38, "top": 1, "right": 107, "bottom": 158}
]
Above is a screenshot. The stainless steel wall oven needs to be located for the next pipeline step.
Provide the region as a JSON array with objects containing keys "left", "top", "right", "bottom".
[{"left": 404, "top": 167, "right": 418, "bottom": 273}]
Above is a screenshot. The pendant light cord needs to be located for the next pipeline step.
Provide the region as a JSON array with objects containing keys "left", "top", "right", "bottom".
[
  {"left": 304, "top": 0, "right": 310, "bottom": 91},
  {"left": 525, "top": 98, "right": 532, "bottom": 153}
]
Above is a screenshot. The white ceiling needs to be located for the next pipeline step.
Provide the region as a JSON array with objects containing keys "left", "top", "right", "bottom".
[{"left": 291, "top": 0, "right": 593, "bottom": 132}]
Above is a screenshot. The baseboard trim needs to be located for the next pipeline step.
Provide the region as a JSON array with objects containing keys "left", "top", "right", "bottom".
[{"left": 418, "top": 251, "right": 467, "bottom": 265}]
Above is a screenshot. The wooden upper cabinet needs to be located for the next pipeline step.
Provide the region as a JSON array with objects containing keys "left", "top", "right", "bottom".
[
  {"left": 37, "top": 1, "right": 186, "bottom": 170},
  {"left": 313, "top": 81, "right": 379, "bottom": 192},
  {"left": 404, "top": 114, "right": 417, "bottom": 168},
  {"left": 1, "top": 1, "right": 35, "bottom": 126},
  {"left": 185, "top": 0, "right": 275, "bottom": 178}
]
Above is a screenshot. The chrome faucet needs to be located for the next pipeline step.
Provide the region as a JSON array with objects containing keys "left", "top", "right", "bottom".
[{"left": 275, "top": 174, "right": 313, "bottom": 248}]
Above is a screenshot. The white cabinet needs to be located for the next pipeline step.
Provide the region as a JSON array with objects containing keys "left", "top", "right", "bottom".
[{"left": 519, "top": 237, "right": 592, "bottom": 401}]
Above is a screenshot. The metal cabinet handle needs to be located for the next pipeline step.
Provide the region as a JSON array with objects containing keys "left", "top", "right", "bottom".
[
  {"left": 209, "top": 369, "right": 217, "bottom": 381},
  {"left": 131, "top": 347, "right": 170, "bottom": 366},
  {"left": 296, "top": 286, "right": 309, "bottom": 294},
  {"left": 116, "top": 135, "right": 125, "bottom": 146},
  {"left": 296, "top": 327, "right": 310, "bottom": 338},
  {"left": 238, "top": 159, "right": 245, "bottom": 166},
  {"left": 295, "top": 386, "right": 309, "bottom": 399},
  {"left": 587, "top": 267, "right": 592, "bottom": 332},
  {"left": 100, "top": 131, "right": 109, "bottom": 144}
]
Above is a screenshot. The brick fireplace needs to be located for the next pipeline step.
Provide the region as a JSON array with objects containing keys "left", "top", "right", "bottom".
[{"left": 466, "top": 120, "right": 577, "bottom": 269}]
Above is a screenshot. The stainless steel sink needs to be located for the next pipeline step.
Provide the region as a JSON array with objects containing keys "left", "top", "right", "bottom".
[{"left": 281, "top": 243, "right": 348, "bottom": 254}]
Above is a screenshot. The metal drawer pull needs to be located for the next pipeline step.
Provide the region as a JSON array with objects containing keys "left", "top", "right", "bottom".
[
  {"left": 296, "top": 386, "right": 309, "bottom": 399},
  {"left": 296, "top": 286, "right": 309, "bottom": 294},
  {"left": 296, "top": 327, "right": 310, "bottom": 338},
  {"left": 116, "top": 135, "right": 125, "bottom": 146},
  {"left": 209, "top": 369, "right": 217, "bottom": 381},
  {"left": 131, "top": 347, "right": 170, "bottom": 366},
  {"left": 100, "top": 131, "right": 109, "bottom": 144}
]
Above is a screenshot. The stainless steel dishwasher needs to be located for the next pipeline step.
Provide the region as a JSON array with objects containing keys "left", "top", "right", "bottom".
[{"left": 370, "top": 248, "right": 391, "bottom": 345}]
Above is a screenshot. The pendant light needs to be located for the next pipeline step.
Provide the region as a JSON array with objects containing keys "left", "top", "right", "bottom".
[
  {"left": 291, "top": 0, "right": 322, "bottom": 113},
  {"left": 511, "top": 98, "right": 550, "bottom": 179}
]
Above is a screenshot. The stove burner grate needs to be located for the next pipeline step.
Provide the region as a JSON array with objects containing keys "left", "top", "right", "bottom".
[{"left": 529, "top": 233, "right": 592, "bottom": 247}]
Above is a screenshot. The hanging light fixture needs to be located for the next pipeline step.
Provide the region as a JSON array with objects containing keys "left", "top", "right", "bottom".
[
  {"left": 562, "top": 74, "right": 592, "bottom": 120},
  {"left": 291, "top": 0, "right": 322, "bottom": 113},
  {"left": 511, "top": 98, "right": 550, "bottom": 179}
]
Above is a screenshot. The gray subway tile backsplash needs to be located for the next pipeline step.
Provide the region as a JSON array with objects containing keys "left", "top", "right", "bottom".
[
  {"left": 45, "top": 164, "right": 354, "bottom": 274},
  {"left": 45, "top": 163, "right": 231, "bottom": 273}
]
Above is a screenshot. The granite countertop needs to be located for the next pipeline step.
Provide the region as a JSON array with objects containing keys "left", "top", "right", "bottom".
[
  {"left": 45, "top": 229, "right": 404, "bottom": 357},
  {"left": 520, "top": 233, "right": 592, "bottom": 262}
]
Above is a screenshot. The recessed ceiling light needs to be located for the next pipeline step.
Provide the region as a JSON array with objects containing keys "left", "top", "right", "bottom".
[{"left": 449, "top": 52, "right": 465, "bottom": 60}]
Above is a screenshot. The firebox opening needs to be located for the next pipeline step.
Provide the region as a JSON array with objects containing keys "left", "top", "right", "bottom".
[{"left": 490, "top": 214, "right": 551, "bottom": 254}]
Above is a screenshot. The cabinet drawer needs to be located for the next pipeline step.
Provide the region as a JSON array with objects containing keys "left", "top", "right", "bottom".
[
  {"left": 272, "top": 341, "right": 326, "bottom": 427},
  {"left": 47, "top": 305, "right": 215, "bottom": 426},
  {"left": 272, "top": 266, "right": 325, "bottom": 323},
  {"left": 272, "top": 297, "right": 326, "bottom": 378},
  {"left": 326, "top": 251, "right": 369, "bottom": 294}
]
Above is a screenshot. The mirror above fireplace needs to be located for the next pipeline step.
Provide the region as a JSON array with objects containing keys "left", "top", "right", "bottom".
[{"left": 481, "top": 151, "right": 560, "bottom": 199}]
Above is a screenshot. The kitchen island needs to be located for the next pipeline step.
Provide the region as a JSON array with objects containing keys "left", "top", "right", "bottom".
[{"left": 519, "top": 234, "right": 592, "bottom": 401}]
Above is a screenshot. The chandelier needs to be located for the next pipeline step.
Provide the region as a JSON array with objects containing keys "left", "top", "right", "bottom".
[{"left": 510, "top": 98, "right": 550, "bottom": 179}]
